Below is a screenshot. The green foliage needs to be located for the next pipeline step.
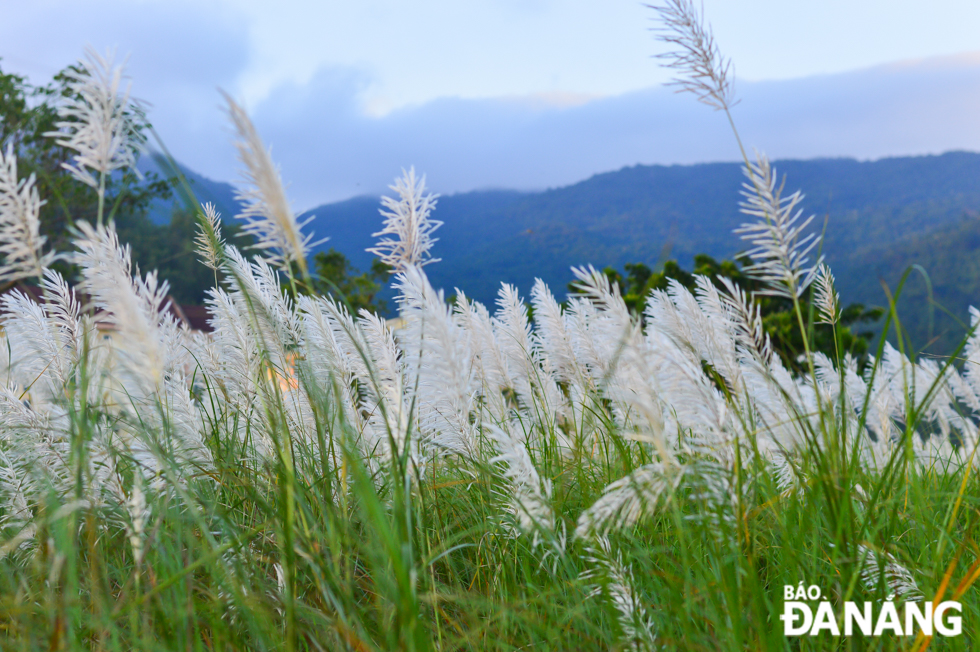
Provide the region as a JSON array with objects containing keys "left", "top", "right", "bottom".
[
  {"left": 0, "top": 60, "right": 249, "bottom": 303},
  {"left": 836, "top": 213, "right": 980, "bottom": 354},
  {"left": 301, "top": 154, "right": 980, "bottom": 354},
  {"left": 113, "top": 207, "right": 249, "bottom": 304},
  {"left": 291, "top": 248, "right": 391, "bottom": 314},
  {"left": 587, "top": 254, "right": 884, "bottom": 370},
  {"left": 0, "top": 61, "right": 171, "bottom": 257}
]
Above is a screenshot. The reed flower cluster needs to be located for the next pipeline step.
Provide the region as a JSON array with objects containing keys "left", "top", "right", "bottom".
[{"left": 0, "top": 18, "right": 978, "bottom": 651}]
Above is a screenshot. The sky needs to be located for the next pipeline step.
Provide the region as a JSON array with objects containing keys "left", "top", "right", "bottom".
[{"left": 2, "top": 0, "right": 980, "bottom": 208}]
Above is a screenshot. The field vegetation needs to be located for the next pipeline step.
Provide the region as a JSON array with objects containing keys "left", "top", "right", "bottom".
[{"left": 1, "top": 2, "right": 979, "bottom": 650}]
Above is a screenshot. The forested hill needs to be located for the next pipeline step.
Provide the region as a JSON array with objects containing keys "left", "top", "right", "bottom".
[
  {"left": 150, "top": 151, "right": 980, "bottom": 350},
  {"left": 296, "top": 151, "right": 980, "bottom": 349},
  {"left": 140, "top": 157, "right": 242, "bottom": 225}
]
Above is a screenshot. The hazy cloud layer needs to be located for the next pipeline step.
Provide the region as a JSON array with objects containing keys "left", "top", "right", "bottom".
[
  {"left": 248, "top": 53, "right": 980, "bottom": 208},
  {"left": 2, "top": 2, "right": 978, "bottom": 210},
  {"left": 0, "top": 0, "right": 249, "bottom": 181}
]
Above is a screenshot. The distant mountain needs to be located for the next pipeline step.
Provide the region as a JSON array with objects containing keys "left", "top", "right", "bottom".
[
  {"left": 139, "top": 155, "right": 243, "bottom": 224},
  {"left": 298, "top": 151, "right": 980, "bottom": 351},
  {"left": 140, "top": 151, "right": 980, "bottom": 352},
  {"left": 839, "top": 212, "right": 980, "bottom": 353}
]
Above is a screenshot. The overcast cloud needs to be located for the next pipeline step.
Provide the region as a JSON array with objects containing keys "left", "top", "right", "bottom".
[
  {"left": 246, "top": 52, "right": 980, "bottom": 208},
  {"left": 1, "top": 1, "right": 979, "bottom": 208}
]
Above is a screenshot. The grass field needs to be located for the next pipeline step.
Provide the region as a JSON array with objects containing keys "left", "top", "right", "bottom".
[{"left": 3, "top": 2, "right": 980, "bottom": 650}]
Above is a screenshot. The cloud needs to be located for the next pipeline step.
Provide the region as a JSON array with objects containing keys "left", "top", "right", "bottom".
[
  {"left": 3, "top": 3, "right": 978, "bottom": 213},
  {"left": 243, "top": 52, "right": 980, "bottom": 209},
  {"left": 0, "top": 0, "right": 250, "bottom": 181}
]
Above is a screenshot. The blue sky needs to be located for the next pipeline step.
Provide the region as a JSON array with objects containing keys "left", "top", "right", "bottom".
[{"left": 2, "top": 1, "right": 979, "bottom": 208}]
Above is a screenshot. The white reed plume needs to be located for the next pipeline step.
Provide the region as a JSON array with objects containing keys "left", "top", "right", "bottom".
[
  {"left": 45, "top": 47, "right": 146, "bottom": 190},
  {"left": 576, "top": 463, "right": 681, "bottom": 539},
  {"left": 72, "top": 221, "right": 169, "bottom": 395},
  {"left": 735, "top": 154, "right": 822, "bottom": 299},
  {"left": 530, "top": 278, "right": 583, "bottom": 385},
  {"left": 124, "top": 476, "right": 149, "bottom": 563},
  {"left": 0, "top": 146, "right": 54, "bottom": 282},
  {"left": 859, "top": 544, "right": 923, "bottom": 603},
  {"left": 396, "top": 264, "right": 477, "bottom": 456},
  {"left": 583, "top": 536, "right": 657, "bottom": 651},
  {"left": 0, "top": 270, "right": 83, "bottom": 403},
  {"left": 813, "top": 263, "right": 840, "bottom": 325},
  {"left": 453, "top": 292, "right": 514, "bottom": 423},
  {"left": 195, "top": 202, "right": 225, "bottom": 272},
  {"left": 223, "top": 93, "right": 317, "bottom": 272},
  {"left": 717, "top": 276, "right": 772, "bottom": 363},
  {"left": 368, "top": 167, "right": 442, "bottom": 272},
  {"left": 494, "top": 283, "right": 564, "bottom": 429},
  {"left": 487, "top": 423, "right": 556, "bottom": 547},
  {"left": 648, "top": 0, "right": 736, "bottom": 111}
]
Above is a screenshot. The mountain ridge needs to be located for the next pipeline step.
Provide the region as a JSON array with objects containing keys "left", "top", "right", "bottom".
[
  {"left": 298, "top": 151, "right": 980, "bottom": 322},
  {"left": 147, "top": 150, "right": 980, "bottom": 350}
]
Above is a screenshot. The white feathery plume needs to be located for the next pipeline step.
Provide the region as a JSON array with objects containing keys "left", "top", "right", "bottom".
[
  {"left": 716, "top": 276, "right": 772, "bottom": 364},
  {"left": 160, "top": 374, "right": 212, "bottom": 468},
  {"left": 486, "top": 422, "right": 556, "bottom": 547},
  {"left": 124, "top": 476, "right": 148, "bottom": 562},
  {"left": 564, "top": 296, "right": 606, "bottom": 382},
  {"left": 195, "top": 202, "right": 224, "bottom": 272},
  {"left": 357, "top": 308, "right": 413, "bottom": 462},
  {"left": 358, "top": 310, "right": 404, "bottom": 402},
  {"left": 567, "top": 267, "right": 665, "bottom": 445},
  {"left": 396, "top": 264, "right": 476, "bottom": 456},
  {"left": 453, "top": 292, "right": 514, "bottom": 423},
  {"left": 0, "top": 268, "right": 102, "bottom": 429},
  {"left": 307, "top": 293, "right": 411, "bottom": 466},
  {"left": 649, "top": 0, "right": 736, "bottom": 111},
  {"left": 738, "top": 350, "right": 813, "bottom": 454},
  {"left": 40, "top": 270, "right": 83, "bottom": 355},
  {"left": 576, "top": 463, "right": 681, "bottom": 539},
  {"left": 643, "top": 288, "right": 731, "bottom": 444},
  {"left": 530, "top": 278, "right": 585, "bottom": 386},
  {"left": 961, "top": 308, "right": 980, "bottom": 407},
  {"left": 1, "top": 288, "right": 72, "bottom": 404},
  {"left": 296, "top": 294, "right": 368, "bottom": 444},
  {"left": 859, "top": 545, "right": 923, "bottom": 603},
  {"left": 0, "top": 146, "right": 54, "bottom": 282},
  {"left": 223, "top": 93, "right": 317, "bottom": 271},
  {"left": 494, "top": 283, "right": 564, "bottom": 431},
  {"left": 72, "top": 221, "right": 169, "bottom": 396},
  {"left": 735, "top": 154, "right": 823, "bottom": 299},
  {"left": 642, "top": 282, "right": 699, "bottom": 364},
  {"left": 859, "top": 354, "right": 905, "bottom": 459},
  {"left": 0, "top": 450, "right": 36, "bottom": 546},
  {"left": 813, "top": 263, "right": 839, "bottom": 325},
  {"left": 222, "top": 245, "right": 302, "bottom": 372},
  {"left": 601, "top": 332, "right": 676, "bottom": 463},
  {"left": 368, "top": 167, "right": 442, "bottom": 272},
  {"left": 689, "top": 276, "right": 742, "bottom": 390},
  {"left": 45, "top": 47, "right": 146, "bottom": 189},
  {"left": 204, "top": 286, "right": 271, "bottom": 458},
  {"left": 0, "top": 382, "right": 74, "bottom": 528},
  {"left": 205, "top": 285, "right": 260, "bottom": 402},
  {"left": 582, "top": 536, "right": 657, "bottom": 652}
]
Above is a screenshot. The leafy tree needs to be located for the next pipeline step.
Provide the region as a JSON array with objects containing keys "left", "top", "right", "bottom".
[
  {"left": 288, "top": 248, "right": 391, "bottom": 315},
  {"left": 0, "top": 61, "right": 172, "bottom": 266},
  {"left": 583, "top": 254, "right": 883, "bottom": 371},
  {"left": 0, "top": 59, "right": 265, "bottom": 307}
]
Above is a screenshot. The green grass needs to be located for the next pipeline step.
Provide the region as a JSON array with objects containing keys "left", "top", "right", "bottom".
[{"left": 2, "top": 348, "right": 979, "bottom": 652}]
